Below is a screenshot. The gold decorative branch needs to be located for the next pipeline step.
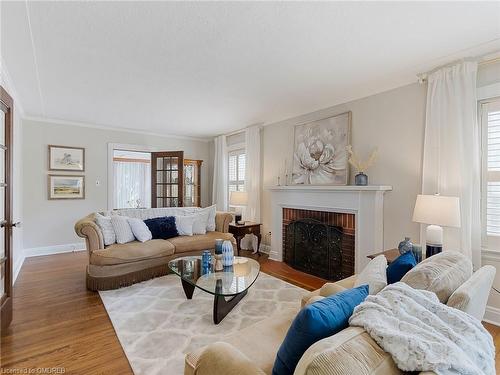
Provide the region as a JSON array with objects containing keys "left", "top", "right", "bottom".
[{"left": 346, "top": 145, "right": 378, "bottom": 173}]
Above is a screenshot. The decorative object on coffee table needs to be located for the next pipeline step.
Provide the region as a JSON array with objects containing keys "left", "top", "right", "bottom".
[
  {"left": 292, "top": 111, "right": 351, "bottom": 185},
  {"left": 230, "top": 191, "right": 248, "bottom": 224},
  {"left": 346, "top": 145, "right": 378, "bottom": 186},
  {"left": 398, "top": 237, "right": 413, "bottom": 254},
  {"left": 168, "top": 256, "right": 260, "bottom": 324},
  {"left": 229, "top": 222, "right": 262, "bottom": 256},
  {"left": 221, "top": 240, "right": 234, "bottom": 266},
  {"left": 214, "top": 239, "right": 224, "bottom": 271},
  {"left": 412, "top": 194, "right": 461, "bottom": 258}
]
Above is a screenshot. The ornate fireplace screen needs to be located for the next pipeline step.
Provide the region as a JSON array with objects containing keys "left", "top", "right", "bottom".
[{"left": 285, "top": 218, "right": 344, "bottom": 281}]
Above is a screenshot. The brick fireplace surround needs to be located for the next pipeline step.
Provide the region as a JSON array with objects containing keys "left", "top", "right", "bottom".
[
  {"left": 282, "top": 208, "right": 355, "bottom": 280},
  {"left": 268, "top": 185, "right": 392, "bottom": 273}
]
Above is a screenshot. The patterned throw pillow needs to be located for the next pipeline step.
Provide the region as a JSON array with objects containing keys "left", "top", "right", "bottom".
[
  {"left": 127, "top": 218, "right": 152, "bottom": 243},
  {"left": 95, "top": 213, "right": 116, "bottom": 246},
  {"left": 110, "top": 215, "right": 135, "bottom": 244},
  {"left": 144, "top": 216, "right": 179, "bottom": 240}
]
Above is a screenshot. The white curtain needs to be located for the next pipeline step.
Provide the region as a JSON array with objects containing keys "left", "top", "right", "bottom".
[
  {"left": 212, "top": 135, "right": 228, "bottom": 211},
  {"left": 421, "top": 61, "right": 481, "bottom": 268},
  {"left": 114, "top": 161, "right": 151, "bottom": 209},
  {"left": 244, "top": 126, "right": 261, "bottom": 222}
]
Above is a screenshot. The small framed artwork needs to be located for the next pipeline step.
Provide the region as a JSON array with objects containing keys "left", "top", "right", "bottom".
[
  {"left": 48, "top": 145, "right": 85, "bottom": 171},
  {"left": 48, "top": 175, "right": 85, "bottom": 200}
]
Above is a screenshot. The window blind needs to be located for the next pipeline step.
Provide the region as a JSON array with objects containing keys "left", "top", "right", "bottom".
[
  {"left": 484, "top": 100, "right": 500, "bottom": 239},
  {"left": 228, "top": 149, "right": 246, "bottom": 196}
]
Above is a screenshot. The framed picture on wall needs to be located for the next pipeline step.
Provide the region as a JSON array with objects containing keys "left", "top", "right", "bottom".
[
  {"left": 48, "top": 175, "right": 85, "bottom": 200},
  {"left": 48, "top": 145, "right": 85, "bottom": 171},
  {"left": 292, "top": 111, "right": 351, "bottom": 185}
]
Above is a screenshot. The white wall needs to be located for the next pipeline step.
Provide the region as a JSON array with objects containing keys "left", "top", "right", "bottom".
[
  {"left": 261, "top": 82, "right": 427, "bottom": 251},
  {"left": 0, "top": 66, "right": 24, "bottom": 283},
  {"left": 22, "top": 119, "right": 212, "bottom": 252}
]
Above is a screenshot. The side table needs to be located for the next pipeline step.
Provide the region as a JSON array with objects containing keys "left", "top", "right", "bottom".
[{"left": 228, "top": 222, "right": 262, "bottom": 256}]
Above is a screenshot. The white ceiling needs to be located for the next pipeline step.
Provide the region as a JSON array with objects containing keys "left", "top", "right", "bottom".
[{"left": 1, "top": 2, "right": 500, "bottom": 138}]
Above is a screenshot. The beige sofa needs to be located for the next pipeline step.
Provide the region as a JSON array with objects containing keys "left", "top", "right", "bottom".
[
  {"left": 185, "top": 251, "right": 496, "bottom": 375},
  {"left": 75, "top": 208, "right": 235, "bottom": 291}
]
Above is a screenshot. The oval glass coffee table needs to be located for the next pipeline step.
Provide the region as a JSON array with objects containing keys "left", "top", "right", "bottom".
[{"left": 168, "top": 256, "right": 260, "bottom": 324}]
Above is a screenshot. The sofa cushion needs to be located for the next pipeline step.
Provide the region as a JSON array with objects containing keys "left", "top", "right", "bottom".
[
  {"left": 354, "top": 255, "right": 387, "bottom": 295},
  {"left": 401, "top": 250, "right": 472, "bottom": 303},
  {"left": 90, "top": 239, "right": 175, "bottom": 266},
  {"left": 168, "top": 231, "right": 233, "bottom": 253},
  {"left": 95, "top": 213, "right": 116, "bottom": 245},
  {"left": 386, "top": 251, "right": 417, "bottom": 284},
  {"left": 273, "top": 285, "right": 369, "bottom": 375},
  {"left": 110, "top": 215, "right": 135, "bottom": 244},
  {"left": 294, "top": 327, "right": 401, "bottom": 375},
  {"left": 127, "top": 218, "right": 152, "bottom": 242},
  {"left": 144, "top": 216, "right": 179, "bottom": 240},
  {"left": 175, "top": 215, "right": 195, "bottom": 236},
  {"left": 447, "top": 265, "right": 496, "bottom": 321}
]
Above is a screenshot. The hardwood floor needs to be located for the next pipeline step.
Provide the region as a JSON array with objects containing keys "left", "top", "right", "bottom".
[{"left": 1, "top": 250, "right": 499, "bottom": 374}]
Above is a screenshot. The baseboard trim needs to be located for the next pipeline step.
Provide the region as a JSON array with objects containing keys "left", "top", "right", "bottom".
[
  {"left": 269, "top": 249, "right": 280, "bottom": 261},
  {"left": 13, "top": 250, "right": 25, "bottom": 285},
  {"left": 23, "top": 241, "right": 86, "bottom": 258},
  {"left": 259, "top": 244, "right": 271, "bottom": 255},
  {"left": 483, "top": 305, "right": 500, "bottom": 326}
]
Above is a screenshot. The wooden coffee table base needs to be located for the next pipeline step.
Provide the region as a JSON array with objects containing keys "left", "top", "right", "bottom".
[
  {"left": 180, "top": 278, "right": 248, "bottom": 324},
  {"left": 213, "top": 290, "right": 248, "bottom": 324}
]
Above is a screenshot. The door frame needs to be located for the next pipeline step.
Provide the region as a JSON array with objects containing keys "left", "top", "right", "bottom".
[{"left": 0, "top": 85, "right": 13, "bottom": 329}]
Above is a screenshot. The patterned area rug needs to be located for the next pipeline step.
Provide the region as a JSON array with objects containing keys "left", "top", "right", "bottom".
[{"left": 99, "top": 272, "right": 308, "bottom": 375}]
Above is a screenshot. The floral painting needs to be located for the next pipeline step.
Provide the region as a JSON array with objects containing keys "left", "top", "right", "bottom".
[{"left": 292, "top": 112, "right": 351, "bottom": 185}]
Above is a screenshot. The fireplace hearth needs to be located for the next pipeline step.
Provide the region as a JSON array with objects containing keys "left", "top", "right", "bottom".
[{"left": 283, "top": 208, "right": 355, "bottom": 281}]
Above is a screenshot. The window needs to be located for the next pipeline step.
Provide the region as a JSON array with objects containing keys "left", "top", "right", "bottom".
[
  {"left": 228, "top": 149, "right": 246, "bottom": 198},
  {"left": 113, "top": 150, "right": 151, "bottom": 209},
  {"left": 482, "top": 98, "right": 500, "bottom": 250}
]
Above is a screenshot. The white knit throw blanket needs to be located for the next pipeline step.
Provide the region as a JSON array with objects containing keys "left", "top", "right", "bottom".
[{"left": 349, "top": 282, "right": 495, "bottom": 375}]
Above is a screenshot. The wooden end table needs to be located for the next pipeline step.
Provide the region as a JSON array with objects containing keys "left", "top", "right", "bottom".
[
  {"left": 229, "top": 222, "right": 262, "bottom": 256},
  {"left": 367, "top": 248, "right": 400, "bottom": 264}
]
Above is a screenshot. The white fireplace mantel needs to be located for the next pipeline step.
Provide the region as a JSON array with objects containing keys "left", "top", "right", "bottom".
[{"left": 267, "top": 185, "right": 393, "bottom": 273}]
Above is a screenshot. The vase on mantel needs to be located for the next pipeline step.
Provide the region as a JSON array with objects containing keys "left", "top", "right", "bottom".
[{"left": 355, "top": 172, "right": 368, "bottom": 186}]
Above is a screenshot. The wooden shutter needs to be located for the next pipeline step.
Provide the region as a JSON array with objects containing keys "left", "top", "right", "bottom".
[{"left": 151, "top": 151, "right": 184, "bottom": 207}]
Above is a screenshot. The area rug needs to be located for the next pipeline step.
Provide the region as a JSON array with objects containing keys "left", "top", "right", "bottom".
[{"left": 99, "top": 273, "right": 308, "bottom": 375}]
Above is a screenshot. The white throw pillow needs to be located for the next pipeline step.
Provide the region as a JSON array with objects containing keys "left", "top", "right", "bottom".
[
  {"left": 95, "top": 213, "right": 116, "bottom": 246},
  {"left": 175, "top": 215, "right": 195, "bottom": 236},
  {"left": 110, "top": 215, "right": 135, "bottom": 244},
  {"left": 198, "top": 205, "right": 216, "bottom": 231},
  {"left": 192, "top": 212, "right": 209, "bottom": 235},
  {"left": 127, "top": 218, "right": 152, "bottom": 243},
  {"left": 354, "top": 255, "right": 388, "bottom": 295}
]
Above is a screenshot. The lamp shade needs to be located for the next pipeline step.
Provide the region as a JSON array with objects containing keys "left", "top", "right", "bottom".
[
  {"left": 229, "top": 191, "right": 248, "bottom": 206},
  {"left": 412, "top": 194, "right": 461, "bottom": 228}
]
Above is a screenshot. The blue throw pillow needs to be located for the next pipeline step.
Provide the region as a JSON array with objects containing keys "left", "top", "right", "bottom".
[
  {"left": 144, "top": 216, "right": 178, "bottom": 240},
  {"left": 386, "top": 251, "right": 417, "bottom": 284},
  {"left": 272, "top": 285, "right": 369, "bottom": 375}
]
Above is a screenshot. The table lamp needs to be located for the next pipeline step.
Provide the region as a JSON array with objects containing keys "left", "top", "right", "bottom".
[
  {"left": 230, "top": 191, "right": 248, "bottom": 225},
  {"left": 412, "top": 194, "right": 461, "bottom": 258}
]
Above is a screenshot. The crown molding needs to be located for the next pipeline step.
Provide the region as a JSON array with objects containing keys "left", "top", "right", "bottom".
[{"left": 22, "top": 115, "right": 212, "bottom": 143}]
